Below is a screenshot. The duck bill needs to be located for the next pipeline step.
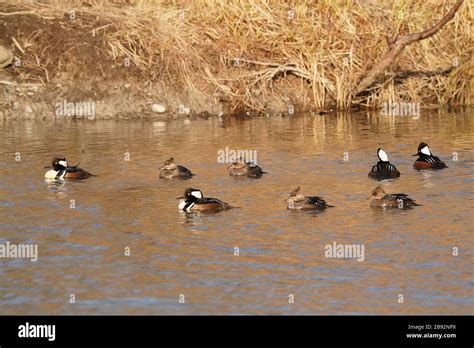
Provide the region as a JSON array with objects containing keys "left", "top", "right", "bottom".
[
  {"left": 43, "top": 165, "right": 52, "bottom": 169},
  {"left": 176, "top": 196, "right": 184, "bottom": 199},
  {"left": 412, "top": 153, "right": 419, "bottom": 156}
]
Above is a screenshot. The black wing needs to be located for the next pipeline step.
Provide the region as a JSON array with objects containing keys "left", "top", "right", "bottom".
[
  {"left": 369, "top": 161, "right": 400, "bottom": 180},
  {"left": 388, "top": 194, "right": 419, "bottom": 207},
  {"left": 65, "top": 166, "right": 81, "bottom": 172},
  {"left": 420, "top": 155, "right": 448, "bottom": 168},
  {"left": 306, "top": 196, "right": 330, "bottom": 207},
  {"left": 197, "top": 197, "right": 228, "bottom": 206},
  {"left": 389, "top": 193, "right": 409, "bottom": 199},
  {"left": 248, "top": 165, "right": 266, "bottom": 177},
  {"left": 430, "top": 156, "right": 448, "bottom": 168},
  {"left": 177, "top": 165, "right": 193, "bottom": 175}
]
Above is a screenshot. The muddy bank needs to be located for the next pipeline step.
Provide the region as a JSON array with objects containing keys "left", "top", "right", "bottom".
[
  {"left": 0, "top": 1, "right": 472, "bottom": 120},
  {"left": 0, "top": 76, "right": 311, "bottom": 120},
  {"left": 0, "top": 77, "right": 217, "bottom": 121},
  {"left": 0, "top": 69, "right": 312, "bottom": 120},
  {"left": 0, "top": 2, "right": 313, "bottom": 120}
]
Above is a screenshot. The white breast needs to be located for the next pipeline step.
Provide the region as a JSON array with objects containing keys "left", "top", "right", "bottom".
[
  {"left": 44, "top": 169, "right": 59, "bottom": 179},
  {"left": 178, "top": 200, "right": 185, "bottom": 210},
  {"left": 44, "top": 169, "right": 66, "bottom": 179}
]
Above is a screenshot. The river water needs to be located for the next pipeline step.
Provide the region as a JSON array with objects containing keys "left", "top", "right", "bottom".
[{"left": 0, "top": 110, "right": 473, "bottom": 314}]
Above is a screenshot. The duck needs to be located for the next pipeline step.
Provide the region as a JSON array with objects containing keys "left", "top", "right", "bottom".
[
  {"left": 368, "top": 185, "right": 419, "bottom": 209},
  {"left": 159, "top": 157, "right": 193, "bottom": 179},
  {"left": 368, "top": 148, "right": 400, "bottom": 180},
  {"left": 413, "top": 142, "right": 447, "bottom": 169},
  {"left": 228, "top": 159, "right": 266, "bottom": 178},
  {"left": 44, "top": 156, "right": 94, "bottom": 180},
  {"left": 177, "top": 188, "right": 231, "bottom": 212},
  {"left": 285, "top": 187, "right": 334, "bottom": 210}
]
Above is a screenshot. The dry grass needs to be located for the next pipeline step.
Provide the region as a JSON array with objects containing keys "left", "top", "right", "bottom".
[{"left": 1, "top": 0, "right": 472, "bottom": 112}]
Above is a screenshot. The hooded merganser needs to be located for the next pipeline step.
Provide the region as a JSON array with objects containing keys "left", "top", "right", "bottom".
[
  {"left": 44, "top": 156, "right": 94, "bottom": 180},
  {"left": 159, "top": 157, "right": 193, "bottom": 179},
  {"left": 368, "top": 148, "right": 400, "bottom": 180},
  {"left": 413, "top": 142, "right": 447, "bottom": 169},
  {"left": 177, "top": 188, "right": 231, "bottom": 212},
  {"left": 368, "top": 185, "right": 419, "bottom": 208},
  {"left": 227, "top": 160, "right": 266, "bottom": 178},
  {"left": 285, "top": 187, "right": 334, "bottom": 210}
]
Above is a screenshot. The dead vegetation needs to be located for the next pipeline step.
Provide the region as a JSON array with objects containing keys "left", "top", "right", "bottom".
[{"left": 0, "top": 0, "right": 472, "bottom": 114}]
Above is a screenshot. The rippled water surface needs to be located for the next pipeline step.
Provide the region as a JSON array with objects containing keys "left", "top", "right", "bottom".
[{"left": 0, "top": 110, "right": 473, "bottom": 314}]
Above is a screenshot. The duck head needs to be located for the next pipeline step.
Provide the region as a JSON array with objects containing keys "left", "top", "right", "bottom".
[
  {"left": 161, "top": 157, "right": 178, "bottom": 171},
  {"left": 177, "top": 188, "right": 203, "bottom": 202},
  {"left": 377, "top": 148, "right": 389, "bottom": 162},
  {"left": 413, "top": 142, "right": 432, "bottom": 156},
  {"left": 285, "top": 186, "right": 305, "bottom": 202},
  {"left": 45, "top": 156, "right": 68, "bottom": 171},
  {"left": 369, "top": 185, "right": 386, "bottom": 200}
]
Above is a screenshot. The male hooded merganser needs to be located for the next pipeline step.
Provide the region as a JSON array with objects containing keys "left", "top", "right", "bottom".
[
  {"left": 285, "top": 187, "right": 334, "bottom": 210},
  {"left": 159, "top": 157, "right": 193, "bottom": 179},
  {"left": 368, "top": 148, "right": 400, "bottom": 180},
  {"left": 413, "top": 142, "right": 447, "bottom": 169},
  {"left": 177, "top": 188, "right": 231, "bottom": 212},
  {"left": 368, "top": 185, "right": 419, "bottom": 208},
  {"left": 44, "top": 156, "right": 94, "bottom": 180},
  {"left": 228, "top": 160, "right": 266, "bottom": 178}
]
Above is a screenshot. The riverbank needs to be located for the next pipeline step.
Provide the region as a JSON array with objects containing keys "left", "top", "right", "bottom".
[{"left": 0, "top": 0, "right": 472, "bottom": 120}]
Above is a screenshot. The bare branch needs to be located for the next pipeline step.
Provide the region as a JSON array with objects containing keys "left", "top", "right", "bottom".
[{"left": 355, "top": 0, "right": 464, "bottom": 95}]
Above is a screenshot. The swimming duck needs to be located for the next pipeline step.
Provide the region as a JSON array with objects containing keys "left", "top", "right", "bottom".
[
  {"left": 285, "top": 187, "right": 334, "bottom": 210},
  {"left": 159, "top": 157, "right": 193, "bottom": 179},
  {"left": 228, "top": 160, "right": 266, "bottom": 178},
  {"left": 368, "top": 185, "right": 419, "bottom": 208},
  {"left": 368, "top": 148, "right": 400, "bottom": 180},
  {"left": 44, "top": 156, "right": 94, "bottom": 180},
  {"left": 177, "top": 188, "right": 231, "bottom": 212},
  {"left": 413, "top": 142, "right": 447, "bottom": 169}
]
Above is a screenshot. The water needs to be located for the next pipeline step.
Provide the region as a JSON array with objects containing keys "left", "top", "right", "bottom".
[{"left": 0, "top": 110, "right": 473, "bottom": 315}]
